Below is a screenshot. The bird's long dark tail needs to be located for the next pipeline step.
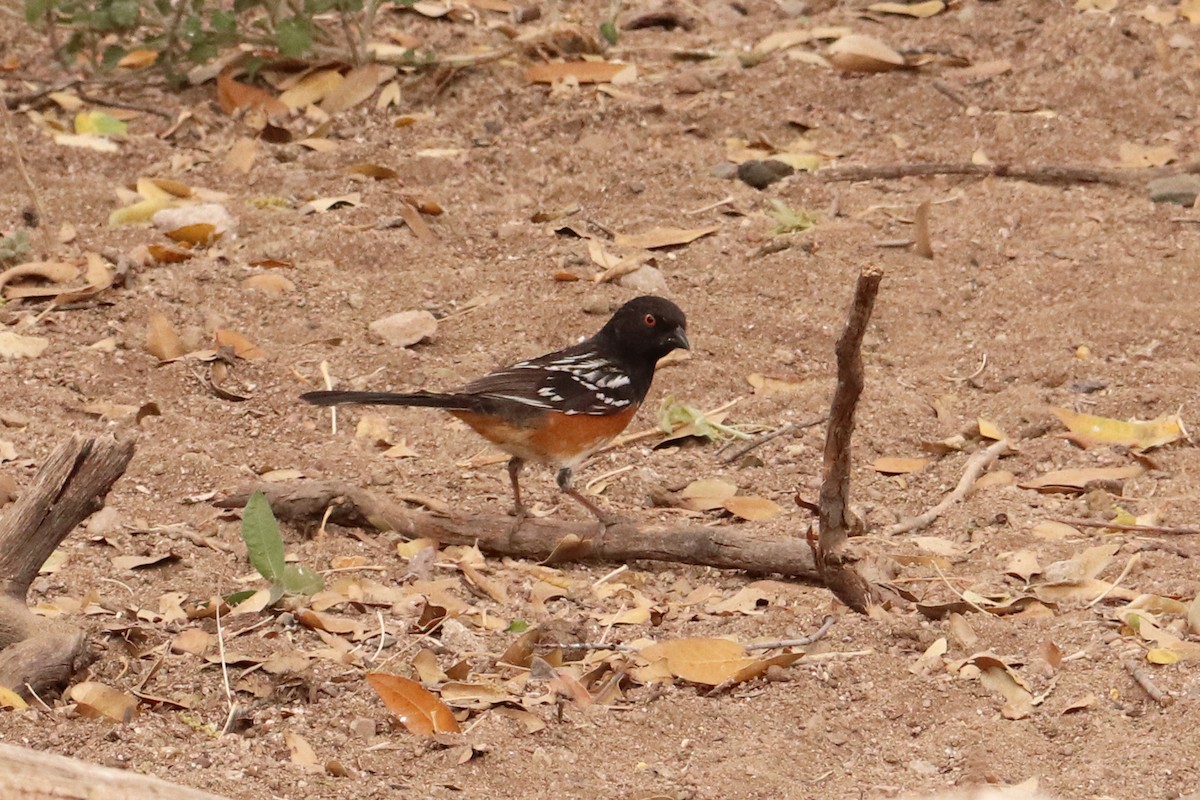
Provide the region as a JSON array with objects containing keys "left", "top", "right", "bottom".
[{"left": 300, "top": 390, "right": 472, "bottom": 410}]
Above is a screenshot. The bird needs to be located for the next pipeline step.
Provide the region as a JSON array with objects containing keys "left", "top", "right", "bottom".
[{"left": 301, "top": 295, "right": 689, "bottom": 525}]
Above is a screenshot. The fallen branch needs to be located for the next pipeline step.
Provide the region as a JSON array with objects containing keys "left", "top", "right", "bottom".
[
  {"left": 719, "top": 414, "right": 828, "bottom": 464},
  {"left": 744, "top": 614, "right": 835, "bottom": 651},
  {"left": 0, "top": 433, "right": 136, "bottom": 697},
  {"left": 814, "top": 161, "right": 1200, "bottom": 186},
  {"left": 883, "top": 438, "right": 1010, "bottom": 536},
  {"left": 0, "top": 742, "right": 228, "bottom": 800},
  {"left": 1123, "top": 658, "right": 1173, "bottom": 707},
  {"left": 215, "top": 481, "right": 821, "bottom": 582},
  {"left": 812, "top": 268, "right": 884, "bottom": 613},
  {"left": 1051, "top": 518, "right": 1200, "bottom": 536}
]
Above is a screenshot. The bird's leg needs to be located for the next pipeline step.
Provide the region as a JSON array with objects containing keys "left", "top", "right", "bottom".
[
  {"left": 556, "top": 468, "right": 623, "bottom": 526},
  {"left": 507, "top": 457, "right": 528, "bottom": 528}
]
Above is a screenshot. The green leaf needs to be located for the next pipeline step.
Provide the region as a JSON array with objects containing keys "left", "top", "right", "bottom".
[
  {"left": 275, "top": 15, "right": 313, "bottom": 56},
  {"left": 241, "top": 490, "right": 286, "bottom": 583},
  {"left": 505, "top": 619, "right": 530, "bottom": 633},
  {"left": 107, "top": 0, "right": 139, "bottom": 27},
  {"left": 280, "top": 564, "right": 324, "bottom": 596},
  {"left": 766, "top": 200, "right": 818, "bottom": 235},
  {"left": 224, "top": 589, "right": 259, "bottom": 606},
  {"left": 24, "top": 0, "right": 50, "bottom": 24},
  {"left": 599, "top": 19, "right": 618, "bottom": 45},
  {"left": 211, "top": 8, "right": 237, "bottom": 38}
]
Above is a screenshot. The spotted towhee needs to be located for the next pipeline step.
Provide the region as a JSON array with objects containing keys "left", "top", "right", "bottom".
[{"left": 301, "top": 295, "right": 689, "bottom": 524}]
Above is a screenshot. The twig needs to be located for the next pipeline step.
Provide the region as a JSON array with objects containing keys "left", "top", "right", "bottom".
[
  {"left": 744, "top": 615, "right": 835, "bottom": 651},
  {"left": 1086, "top": 553, "right": 1139, "bottom": 608},
  {"left": 720, "top": 414, "right": 827, "bottom": 464},
  {"left": 930, "top": 560, "right": 989, "bottom": 615},
  {"left": 942, "top": 353, "right": 988, "bottom": 382},
  {"left": 0, "top": 88, "right": 53, "bottom": 254},
  {"left": 685, "top": 195, "right": 735, "bottom": 215},
  {"left": 1123, "top": 658, "right": 1173, "bottom": 707},
  {"left": 592, "top": 564, "right": 628, "bottom": 587},
  {"left": 555, "top": 641, "right": 637, "bottom": 653},
  {"left": 812, "top": 268, "right": 884, "bottom": 613},
  {"left": 76, "top": 91, "right": 174, "bottom": 120},
  {"left": 931, "top": 81, "right": 969, "bottom": 108},
  {"left": 1051, "top": 518, "right": 1200, "bottom": 536},
  {"left": 3, "top": 79, "right": 81, "bottom": 109},
  {"left": 883, "top": 438, "right": 1010, "bottom": 536},
  {"left": 801, "top": 649, "right": 873, "bottom": 663},
  {"left": 214, "top": 599, "right": 240, "bottom": 735},
  {"left": 814, "top": 161, "right": 1200, "bottom": 186}
]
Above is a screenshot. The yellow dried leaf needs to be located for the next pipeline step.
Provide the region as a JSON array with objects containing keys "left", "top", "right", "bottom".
[
  {"left": 165, "top": 223, "right": 220, "bottom": 246},
  {"left": 1138, "top": 3, "right": 1176, "bottom": 24},
  {"left": 826, "top": 34, "right": 907, "bottom": 72},
  {"left": 1182, "top": 0, "right": 1200, "bottom": 22},
  {"left": 1119, "top": 142, "right": 1177, "bottom": 168},
  {"left": 214, "top": 328, "right": 266, "bottom": 360},
  {"left": 0, "top": 332, "right": 49, "bottom": 359},
  {"left": 723, "top": 495, "right": 783, "bottom": 521},
  {"left": 868, "top": 0, "right": 945, "bottom": 16},
  {"left": 977, "top": 417, "right": 1008, "bottom": 441},
  {"left": 872, "top": 456, "right": 931, "bottom": 474},
  {"left": 0, "top": 686, "right": 29, "bottom": 709},
  {"left": 1146, "top": 648, "right": 1179, "bottom": 665},
  {"left": 69, "top": 681, "right": 139, "bottom": 722},
  {"left": 279, "top": 68, "right": 345, "bottom": 109},
  {"left": 746, "top": 373, "right": 802, "bottom": 396},
  {"left": 525, "top": 61, "right": 638, "bottom": 84},
  {"left": 1050, "top": 407, "right": 1185, "bottom": 451},
  {"left": 146, "top": 312, "right": 186, "bottom": 360},
  {"left": 117, "top": 49, "right": 158, "bottom": 69},
  {"left": 679, "top": 478, "right": 738, "bottom": 511},
  {"left": 1031, "top": 520, "right": 1080, "bottom": 540},
  {"left": 614, "top": 225, "right": 717, "bottom": 249},
  {"left": 638, "top": 638, "right": 755, "bottom": 685},
  {"left": 1019, "top": 465, "right": 1144, "bottom": 493},
  {"left": 109, "top": 197, "right": 172, "bottom": 225},
  {"left": 224, "top": 137, "right": 259, "bottom": 174},
  {"left": 320, "top": 65, "right": 397, "bottom": 114},
  {"left": 242, "top": 273, "right": 295, "bottom": 294}
]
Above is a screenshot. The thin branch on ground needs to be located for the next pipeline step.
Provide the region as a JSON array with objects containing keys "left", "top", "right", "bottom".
[
  {"left": 1123, "top": 658, "right": 1173, "bottom": 707},
  {"left": 76, "top": 90, "right": 174, "bottom": 119},
  {"left": 811, "top": 267, "right": 884, "bottom": 613},
  {"left": 883, "top": 438, "right": 1010, "bottom": 536},
  {"left": 719, "top": 414, "right": 828, "bottom": 464},
  {"left": 744, "top": 615, "right": 835, "bottom": 651},
  {"left": 813, "top": 160, "right": 1200, "bottom": 186},
  {"left": 215, "top": 481, "right": 822, "bottom": 582},
  {"left": 0, "top": 89, "right": 53, "bottom": 254},
  {"left": 1051, "top": 518, "right": 1200, "bottom": 536}
]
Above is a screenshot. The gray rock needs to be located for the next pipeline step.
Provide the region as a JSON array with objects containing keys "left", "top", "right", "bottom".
[
  {"left": 368, "top": 310, "right": 437, "bottom": 347},
  {"left": 1148, "top": 174, "right": 1200, "bottom": 206},
  {"left": 617, "top": 265, "right": 669, "bottom": 293},
  {"left": 737, "top": 159, "right": 794, "bottom": 190},
  {"left": 709, "top": 161, "right": 739, "bottom": 180}
]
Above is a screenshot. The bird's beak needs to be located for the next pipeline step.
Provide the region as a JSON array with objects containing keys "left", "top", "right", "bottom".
[{"left": 668, "top": 327, "right": 690, "bottom": 352}]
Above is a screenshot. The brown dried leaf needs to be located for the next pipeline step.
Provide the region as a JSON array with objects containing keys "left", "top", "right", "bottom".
[
  {"left": 614, "top": 225, "right": 717, "bottom": 249},
  {"left": 826, "top": 34, "right": 907, "bottom": 72},
  {"left": 213, "top": 328, "right": 266, "bottom": 360},
  {"left": 638, "top": 638, "right": 755, "bottom": 685},
  {"left": 722, "top": 495, "right": 783, "bottom": 521},
  {"left": 285, "top": 731, "right": 319, "bottom": 768},
  {"left": 346, "top": 163, "right": 400, "bottom": 180},
  {"left": 69, "top": 681, "right": 139, "bottom": 722},
  {"left": 146, "top": 313, "right": 187, "bottom": 360},
  {"left": 872, "top": 456, "right": 931, "bottom": 475},
  {"left": 165, "top": 223, "right": 220, "bottom": 247},
  {"left": 217, "top": 68, "right": 288, "bottom": 118},
  {"left": 678, "top": 478, "right": 738, "bottom": 511},
  {"left": 242, "top": 273, "right": 295, "bottom": 294},
  {"left": 366, "top": 673, "right": 462, "bottom": 736},
  {"left": 223, "top": 137, "right": 258, "bottom": 174},
  {"left": 1019, "top": 464, "right": 1143, "bottom": 493},
  {"left": 524, "top": 61, "right": 637, "bottom": 84},
  {"left": 321, "top": 65, "right": 396, "bottom": 114},
  {"left": 279, "top": 68, "right": 345, "bottom": 109},
  {"left": 746, "top": 373, "right": 802, "bottom": 396}
]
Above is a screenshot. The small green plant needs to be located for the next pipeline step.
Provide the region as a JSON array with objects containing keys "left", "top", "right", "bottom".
[
  {"left": 598, "top": 0, "right": 620, "bottom": 45},
  {"left": 658, "top": 397, "right": 752, "bottom": 443},
  {"left": 0, "top": 230, "right": 30, "bottom": 264},
  {"left": 22, "top": 0, "right": 408, "bottom": 78},
  {"left": 238, "top": 490, "right": 324, "bottom": 603},
  {"left": 766, "top": 200, "right": 818, "bottom": 235}
]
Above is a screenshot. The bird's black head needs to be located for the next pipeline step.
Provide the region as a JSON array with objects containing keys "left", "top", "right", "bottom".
[{"left": 597, "top": 295, "right": 689, "bottom": 364}]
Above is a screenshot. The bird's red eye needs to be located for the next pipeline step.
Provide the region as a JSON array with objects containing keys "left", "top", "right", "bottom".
[{"left": 643, "top": 314, "right": 657, "bottom": 326}]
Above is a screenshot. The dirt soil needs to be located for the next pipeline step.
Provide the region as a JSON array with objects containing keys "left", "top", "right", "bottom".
[{"left": 3, "top": 1, "right": 1200, "bottom": 798}]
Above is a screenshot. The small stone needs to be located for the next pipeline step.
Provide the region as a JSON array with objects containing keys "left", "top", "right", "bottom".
[
  {"left": 368, "top": 310, "right": 437, "bottom": 347},
  {"left": 671, "top": 73, "right": 706, "bottom": 95},
  {"left": 347, "top": 293, "right": 365, "bottom": 310},
  {"left": 776, "top": 0, "right": 807, "bottom": 15},
  {"left": 86, "top": 506, "right": 122, "bottom": 534},
  {"left": 349, "top": 717, "right": 375, "bottom": 741},
  {"left": 440, "top": 618, "right": 482, "bottom": 654},
  {"left": 617, "top": 265, "right": 668, "bottom": 294},
  {"left": 709, "top": 161, "right": 739, "bottom": 180},
  {"left": 582, "top": 298, "right": 612, "bottom": 315},
  {"left": 737, "top": 159, "right": 794, "bottom": 190},
  {"left": 1148, "top": 174, "right": 1200, "bottom": 206}
]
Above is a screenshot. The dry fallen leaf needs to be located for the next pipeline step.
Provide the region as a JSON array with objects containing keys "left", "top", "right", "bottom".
[
  {"left": 826, "top": 34, "right": 907, "bottom": 72},
  {"left": 679, "top": 478, "right": 738, "bottom": 511},
  {"left": 723, "top": 495, "right": 783, "bottom": 521},
  {"left": 214, "top": 328, "right": 266, "bottom": 360},
  {"left": 1119, "top": 141, "right": 1177, "bottom": 168},
  {"left": 321, "top": 65, "right": 396, "bottom": 114},
  {"left": 366, "top": 673, "right": 461, "bottom": 736},
  {"left": 868, "top": 0, "right": 945, "bottom": 15},
  {"left": 0, "top": 332, "right": 50, "bottom": 360},
  {"left": 1050, "top": 407, "right": 1186, "bottom": 451},
  {"left": 614, "top": 225, "right": 717, "bottom": 250},
  {"left": 872, "top": 456, "right": 931, "bottom": 475},
  {"left": 69, "top": 681, "right": 139, "bottom": 722},
  {"left": 746, "top": 373, "right": 802, "bottom": 396},
  {"left": 1019, "top": 464, "right": 1144, "bottom": 493},
  {"left": 638, "top": 638, "right": 755, "bottom": 685},
  {"left": 217, "top": 67, "right": 288, "bottom": 118},
  {"left": 525, "top": 61, "right": 638, "bottom": 84}
]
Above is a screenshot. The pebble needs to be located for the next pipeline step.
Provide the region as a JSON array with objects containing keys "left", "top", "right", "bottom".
[
  {"left": 1148, "top": 174, "right": 1200, "bottom": 205},
  {"left": 617, "top": 265, "right": 669, "bottom": 293},
  {"left": 368, "top": 310, "right": 437, "bottom": 347},
  {"left": 582, "top": 298, "right": 613, "bottom": 315},
  {"left": 349, "top": 717, "right": 376, "bottom": 741},
  {"left": 709, "top": 161, "right": 739, "bottom": 180},
  {"left": 737, "top": 159, "right": 794, "bottom": 190}
]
